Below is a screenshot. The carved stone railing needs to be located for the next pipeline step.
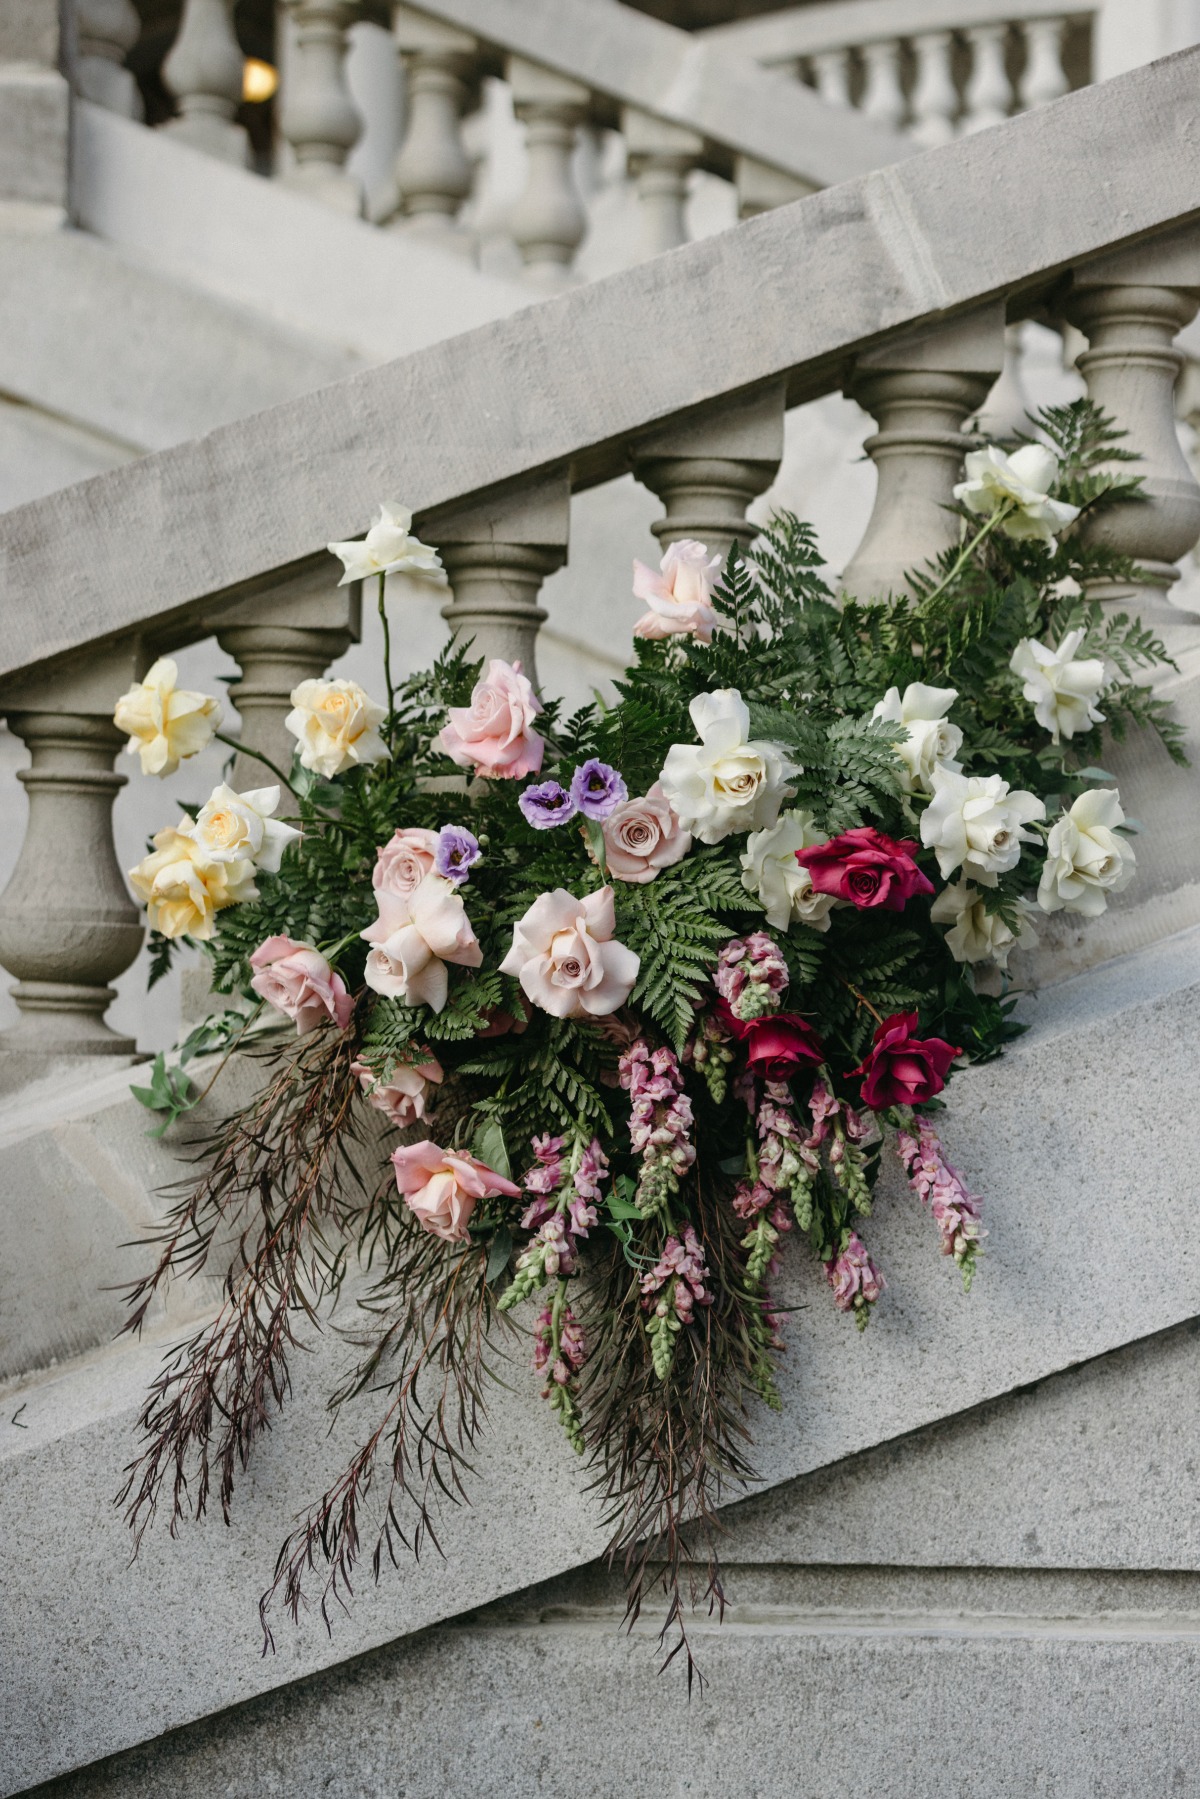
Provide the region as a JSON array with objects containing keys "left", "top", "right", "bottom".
[{"left": 2, "top": 51, "right": 1200, "bottom": 1062}]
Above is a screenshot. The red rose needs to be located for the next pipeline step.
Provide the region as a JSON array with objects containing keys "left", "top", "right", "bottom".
[
  {"left": 796, "top": 827, "right": 934, "bottom": 913},
  {"left": 719, "top": 1002, "right": 824, "bottom": 1081},
  {"left": 850, "top": 1011, "right": 959, "bottom": 1111}
]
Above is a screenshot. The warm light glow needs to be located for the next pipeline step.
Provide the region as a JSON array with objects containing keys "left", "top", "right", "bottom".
[{"left": 242, "top": 58, "right": 278, "bottom": 104}]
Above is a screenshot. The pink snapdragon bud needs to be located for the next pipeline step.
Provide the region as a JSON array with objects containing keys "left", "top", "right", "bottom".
[
  {"left": 897, "top": 1120, "right": 986, "bottom": 1283},
  {"left": 714, "top": 932, "right": 790, "bottom": 1020},
  {"left": 824, "top": 1232, "right": 885, "bottom": 1327}
]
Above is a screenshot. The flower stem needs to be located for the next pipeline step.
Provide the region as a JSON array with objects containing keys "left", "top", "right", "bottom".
[
  {"left": 379, "top": 571, "right": 397, "bottom": 725},
  {"left": 838, "top": 978, "right": 884, "bottom": 1025},
  {"left": 213, "top": 731, "right": 294, "bottom": 792},
  {"left": 919, "top": 505, "right": 1012, "bottom": 611}
]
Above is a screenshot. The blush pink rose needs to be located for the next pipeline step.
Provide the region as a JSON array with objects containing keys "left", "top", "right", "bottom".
[
  {"left": 436, "top": 658, "right": 544, "bottom": 780},
  {"left": 373, "top": 827, "right": 439, "bottom": 898},
  {"left": 351, "top": 1053, "right": 444, "bottom": 1128},
  {"left": 360, "top": 873, "right": 481, "bottom": 1013},
  {"left": 391, "top": 1140, "right": 521, "bottom": 1243},
  {"left": 500, "top": 885, "right": 640, "bottom": 1020},
  {"left": 631, "top": 539, "right": 722, "bottom": 644},
  {"left": 601, "top": 782, "right": 692, "bottom": 884},
  {"left": 249, "top": 934, "right": 354, "bottom": 1033}
]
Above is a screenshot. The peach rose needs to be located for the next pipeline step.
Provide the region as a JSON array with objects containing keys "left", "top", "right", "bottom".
[
  {"left": 631, "top": 540, "right": 722, "bottom": 644},
  {"left": 500, "top": 885, "right": 639, "bottom": 1020},
  {"left": 351, "top": 1053, "right": 444, "bottom": 1128},
  {"left": 249, "top": 934, "right": 354, "bottom": 1033},
  {"left": 435, "top": 659, "right": 544, "bottom": 779},
  {"left": 361, "top": 873, "right": 482, "bottom": 1012},
  {"left": 601, "top": 782, "right": 691, "bottom": 884},
  {"left": 374, "top": 827, "right": 439, "bottom": 898},
  {"left": 391, "top": 1140, "right": 521, "bottom": 1243},
  {"left": 128, "top": 823, "right": 256, "bottom": 941}
]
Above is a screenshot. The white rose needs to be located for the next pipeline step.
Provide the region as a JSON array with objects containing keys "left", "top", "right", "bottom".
[
  {"left": 658, "top": 689, "right": 795, "bottom": 845},
  {"left": 113, "top": 656, "right": 222, "bottom": 779},
  {"left": 741, "top": 811, "right": 835, "bottom": 933},
  {"left": 285, "top": 677, "right": 389, "bottom": 779},
  {"left": 921, "top": 766, "right": 1045, "bottom": 886},
  {"left": 1037, "top": 789, "right": 1135, "bottom": 918},
  {"left": 952, "top": 443, "right": 1080, "bottom": 550},
  {"left": 187, "top": 784, "right": 300, "bottom": 874},
  {"left": 930, "top": 878, "right": 1033, "bottom": 969},
  {"left": 871, "top": 681, "right": 963, "bottom": 794},
  {"left": 1010, "top": 629, "right": 1106, "bottom": 744},
  {"left": 327, "top": 501, "right": 447, "bottom": 587},
  {"left": 128, "top": 823, "right": 256, "bottom": 941}
]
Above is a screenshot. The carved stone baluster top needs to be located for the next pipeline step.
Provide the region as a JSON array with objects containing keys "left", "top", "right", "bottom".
[
  {"left": 810, "top": 47, "right": 851, "bottom": 109},
  {"left": 860, "top": 38, "right": 906, "bottom": 133},
  {"left": 75, "top": 0, "right": 143, "bottom": 118},
  {"left": 389, "top": 4, "right": 481, "bottom": 250},
  {"left": 962, "top": 22, "right": 1011, "bottom": 134},
  {"left": 1021, "top": 17, "right": 1069, "bottom": 110},
  {"left": 621, "top": 106, "right": 703, "bottom": 261},
  {"left": 162, "top": 0, "right": 250, "bottom": 166},
  {"left": 431, "top": 477, "right": 572, "bottom": 688},
  {"left": 278, "top": 0, "right": 363, "bottom": 214},
  {"left": 910, "top": 29, "right": 958, "bottom": 146},
  {"left": 632, "top": 384, "right": 787, "bottom": 565},
  {"left": 506, "top": 55, "right": 591, "bottom": 288}
]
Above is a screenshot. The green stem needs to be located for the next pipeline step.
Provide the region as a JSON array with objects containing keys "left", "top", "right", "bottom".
[
  {"left": 919, "top": 505, "right": 1012, "bottom": 611},
  {"left": 213, "top": 731, "right": 294, "bottom": 792},
  {"left": 378, "top": 571, "right": 396, "bottom": 724}
]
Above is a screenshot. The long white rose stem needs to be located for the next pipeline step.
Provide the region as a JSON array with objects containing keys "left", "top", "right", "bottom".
[
  {"left": 212, "top": 730, "right": 295, "bottom": 792},
  {"left": 378, "top": 571, "right": 396, "bottom": 724},
  {"left": 918, "top": 503, "right": 1013, "bottom": 611}
]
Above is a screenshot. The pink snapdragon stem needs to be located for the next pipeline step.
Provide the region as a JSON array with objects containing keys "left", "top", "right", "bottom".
[
  {"left": 619, "top": 1042, "right": 695, "bottom": 1213},
  {"left": 896, "top": 1118, "right": 985, "bottom": 1288}
]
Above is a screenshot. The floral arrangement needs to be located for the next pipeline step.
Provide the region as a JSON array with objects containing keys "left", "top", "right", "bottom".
[{"left": 116, "top": 407, "right": 1179, "bottom": 1675}]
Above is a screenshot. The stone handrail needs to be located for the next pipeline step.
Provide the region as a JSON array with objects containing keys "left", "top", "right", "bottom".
[
  {"left": 704, "top": 0, "right": 1093, "bottom": 61},
  {"left": 2, "top": 47, "right": 1200, "bottom": 1056}
]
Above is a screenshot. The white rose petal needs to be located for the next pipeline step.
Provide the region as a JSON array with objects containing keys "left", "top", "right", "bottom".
[
  {"left": 952, "top": 443, "right": 1080, "bottom": 550},
  {"left": 187, "top": 783, "right": 300, "bottom": 874},
  {"left": 871, "top": 681, "right": 963, "bottom": 794},
  {"left": 741, "top": 811, "right": 835, "bottom": 933},
  {"left": 327, "top": 501, "right": 447, "bottom": 587},
  {"left": 930, "top": 877, "right": 1033, "bottom": 969},
  {"left": 1010, "top": 628, "right": 1106, "bottom": 744},
  {"left": 285, "top": 677, "right": 389, "bottom": 779},
  {"left": 1037, "top": 788, "right": 1135, "bottom": 918},
  {"left": 921, "top": 766, "right": 1045, "bottom": 886},
  {"left": 658, "top": 688, "right": 796, "bottom": 845}
]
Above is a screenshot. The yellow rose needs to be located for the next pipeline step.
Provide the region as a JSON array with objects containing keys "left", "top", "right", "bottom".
[
  {"left": 284, "top": 677, "right": 389, "bottom": 779},
  {"left": 129, "top": 825, "right": 256, "bottom": 940},
  {"left": 113, "top": 657, "right": 222, "bottom": 778}
]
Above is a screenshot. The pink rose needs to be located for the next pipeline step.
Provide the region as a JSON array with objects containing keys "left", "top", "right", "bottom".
[
  {"left": 351, "top": 1053, "right": 444, "bottom": 1128},
  {"left": 796, "top": 826, "right": 934, "bottom": 913},
  {"left": 374, "top": 827, "right": 439, "bottom": 898},
  {"left": 500, "top": 885, "right": 640, "bottom": 1020},
  {"left": 601, "top": 782, "right": 692, "bottom": 884},
  {"left": 361, "top": 873, "right": 481, "bottom": 1013},
  {"left": 391, "top": 1139, "right": 521, "bottom": 1243},
  {"left": 435, "top": 658, "right": 544, "bottom": 780},
  {"left": 249, "top": 933, "right": 353, "bottom": 1034},
  {"left": 631, "top": 539, "right": 722, "bottom": 644},
  {"left": 850, "top": 1011, "right": 960, "bottom": 1111}
]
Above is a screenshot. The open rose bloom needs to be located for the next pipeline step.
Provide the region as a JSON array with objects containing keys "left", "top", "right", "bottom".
[
  {"left": 249, "top": 934, "right": 354, "bottom": 1033},
  {"left": 391, "top": 1141, "right": 520, "bottom": 1242},
  {"left": 361, "top": 874, "right": 482, "bottom": 1012},
  {"left": 501, "top": 886, "right": 639, "bottom": 1018},
  {"left": 631, "top": 539, "right": 722, "bottom": 643},
  {"left": 436, "top": 658, "right": 544, "bottom": 779},
  {"left": 602, "top": 784, "right": 691, "bottom": 883}
]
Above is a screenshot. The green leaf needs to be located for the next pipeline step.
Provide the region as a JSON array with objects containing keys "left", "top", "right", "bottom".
[
  {"left": 485, "top": 1224, "right": 514, "bottom": 1285},
  {"left": 472, "top": 1116, "right": 511, "bottom": 1181}
]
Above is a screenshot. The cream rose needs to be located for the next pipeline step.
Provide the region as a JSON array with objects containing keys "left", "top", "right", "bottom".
[
  {"left": 113, "top": 657, "right": 222, "bottom": 779},
  {"left": 285, "top": 677, "right": 389, "bottom": 779},
  {"left": 249, "top": 934, "right": 354, "bottom": 1033},
  {"left": 352, "top": 1053, "right": 444, "bottom": 1128},
  {"left": 658, "top": 689, "right": 795, "bottom": 845},
  {"left": 391, "top": 1140, "right": 520, "bottom": 1243},
  {"left": 373, "top": 827, "right": 440, "bottom": 899},
  {"left": 361, "top": 873, "right": 482, "bottom": 1012},
  {"left": 930, "top": 879, "right": 1031, "bottom": 969},
  {"left": 631, "top": 539, "right": 722, "bottom": 644},
  {"left": 921, "top": 767, "right": 1045, "bottom": 886},
  {"left": 601, "top": 783, "right": 691, "bottom": 884},
  {"left": 327, "top": 501, "right": 447, "bottom": 587},
  {"left": 741, "top": 811, "right": 835, "bottom": 933},
  {"left": 871, "top": 682, "right": 963, "bottom": 795},
  {"left": 952, "top": 443, "right": 1080, "bottom": 550},
  {"left": 500, "top": 885, "right": 640, "bottom": 1019},
  {"left": 1037, "top": 788, "right": 1135, "bottom": 918},
  {"left": 187, "top": 783, "right": 299, "bottom": 873},
  {"left": 1010, "top": 629, "right": 1106, "bottom": 744},
  {"left": 128, "top": 824, "right": 255, "bottom": 941}
]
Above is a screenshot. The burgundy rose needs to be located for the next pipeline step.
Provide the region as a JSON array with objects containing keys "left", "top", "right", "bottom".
[
  {"left": 796, "top": 827, "right": 934, "bottom": 913},
  {"left": 850, "top": 1010, "right": 959, "bottom": 1111},
  {"left": 719, "top": 1002, "right": 824, "bottom": 1081}
]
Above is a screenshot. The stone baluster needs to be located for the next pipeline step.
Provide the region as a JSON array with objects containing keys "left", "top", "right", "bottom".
[
  {"left": 733, "top": 155, "right": 813, "bottom": 221},
  {"left": 810, "top": 47, "right": 851, "bottom": 109},
  {"left": 432, "top": 478, "right": 571, "bottom": 689},
  {"left": 1020, "top": 18, "right": 1069, "bottom": 110},
  {"left": 0, "top": 646, "right": 146, "bottom": 1060},
  {"left": 75, "top": 0, "right": 142, "bottom": 118},
  {"left": 389, "top": 5, "right": 479, "bottom": 246},
  {"left": 506, "top": 56, "right": 590, "bottom": 287},
  {"left": 208, "top": 575, "right": 362, "bottom": 788},
  {"left": 278, "top": 0, "right": 362, "bottom": 213},
  {"left": 961, "top": 22, "right": 1010, "bottom": 133},
  {"left": 840, "top": 305, "right": 1005, "bottom": 600},
  {"left": 162, "top": 0, "right": 250, "bottom": 166},
  {"left": 632, "top": 384, "right": 786, "bottom": 564},
  {"left": 860, "top": 39, "right": 906, "bottom": 132},
  {"left": 977, "top": 323, "right": 1034, "bottom": 440},
  {"left": 621, "top": 107, "right": 703, "bottom": 260},
  {"left": 910, "top": 29, "right": 958, "bottom": 146}
]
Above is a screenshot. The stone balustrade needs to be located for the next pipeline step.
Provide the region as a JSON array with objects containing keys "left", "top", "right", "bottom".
[{"left": 2, "top": 50, "right": 1200, "bottom": 1064}]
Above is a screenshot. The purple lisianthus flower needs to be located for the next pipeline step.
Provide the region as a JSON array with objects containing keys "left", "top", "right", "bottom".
[
  {"left": 519, "top": 780, "right": 577, "bottom": 830},
  {"left": 435, "top": 824, "right": 481, "bottom": 886},
  {"left": 570, "top": 759, "right": 628, "bottom": 820}
]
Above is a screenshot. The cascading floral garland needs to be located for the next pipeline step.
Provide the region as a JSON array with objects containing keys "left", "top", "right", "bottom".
[{"left": 115, "top": 404, "right": 1182, "bottom": 1677}]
